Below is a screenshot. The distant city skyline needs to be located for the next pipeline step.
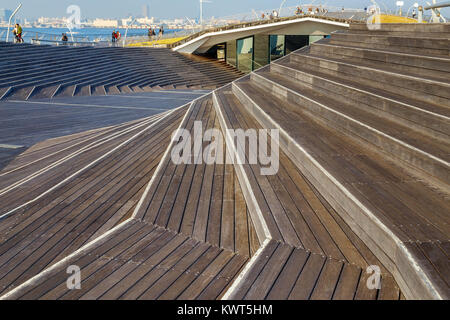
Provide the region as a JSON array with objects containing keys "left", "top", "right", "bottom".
[{"left": 1, "top": 0, "right": 449, "bottom": 20}]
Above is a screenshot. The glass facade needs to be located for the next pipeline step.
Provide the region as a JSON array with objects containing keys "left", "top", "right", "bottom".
[
  {"left": 237, "top": 36, "right": 254, "bottom": 73},
  {"left": 269, "top": 35, "right": 285, "bottom": 62}
]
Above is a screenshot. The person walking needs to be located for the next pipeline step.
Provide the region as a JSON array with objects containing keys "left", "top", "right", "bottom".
[
  {"left": 12, "top": 24, "right": 23, "bottom": 43},
  {"left": 158, "top": 26, "right": 164, "bottom": 40},
  {"left": 148, "top": 27, "right": 153, "bottom": 40},
  {"left": 112, "top": 30, "right": 116, "bottom": 46}
]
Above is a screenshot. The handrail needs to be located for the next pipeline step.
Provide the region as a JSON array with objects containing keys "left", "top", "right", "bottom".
[
  {"left": 424, "top": 1, "right": 450, "bottom": 10},
  {"left": 6, "top": 4, "right": 22, "bottom": 43},
  {"left": 31, "top": 38, "right": 110, "bottom": 47}
]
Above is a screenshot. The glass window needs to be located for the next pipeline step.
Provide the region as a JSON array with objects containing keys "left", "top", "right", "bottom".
[
  {"left": 237, "top": 37, "right": 254, "bottom": 73},
  {"left": 269, "top": 35, "right": 285, "bottom": 62}
]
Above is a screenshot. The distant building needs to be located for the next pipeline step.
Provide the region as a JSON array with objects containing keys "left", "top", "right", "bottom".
[
  {"left": 0, "top": 8, "right": 13, "bottom": 22},
  {"left": 92, "top": 18, "right": 119, "bottom": 28},
  {"left": 142, "top": 4, "right": 150, "bottom": 18}
]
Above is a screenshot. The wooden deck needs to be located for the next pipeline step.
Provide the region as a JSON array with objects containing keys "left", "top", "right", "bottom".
[
  {"left": 134, "top": 97, "right": 260, "bottom": 257},
  {"left": 227, "top": 240, "right": 401, "bottom": 300},
  {"left": 4, "top": 221, "right": 248, "bottom": 300},
  {"left": 1, "top": 24, "right": 447, "bottom": 300},
  {"left": 0, "top": 107, "right": 185, "bottom": 294}
]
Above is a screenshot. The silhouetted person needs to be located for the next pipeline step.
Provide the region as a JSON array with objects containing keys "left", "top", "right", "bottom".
[{"left": 61, "top": 33, "right": 68, "bottom": 44}]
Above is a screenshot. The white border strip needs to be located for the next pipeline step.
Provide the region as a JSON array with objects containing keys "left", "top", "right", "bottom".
[
  {"left": 272, "top": 62, "right": 450, "bottom": 121},
  {"left": 0, "top": 218, "right": 134, "bottom": 300},
  {"left": 232, "top": 81, "right": 443, "bottom": 300},
  {"left": 0, "top": 113, "right": 165, "bottom": 195},
  {"left": 221, "top": 238, "right": 271, "bottom": 300},
  {"left": 251, "top": 71, "right": 449, "bottom": 169},
  {"left": 0, "top": 109, "right": 179, "bottom": 221}
]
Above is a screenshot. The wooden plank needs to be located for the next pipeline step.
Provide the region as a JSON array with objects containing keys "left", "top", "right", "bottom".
[
  {"left": 332, "top": 263, "right": 362, "bottom": 300},
  {"left": 157, "top": 246, "right": 222, "bottom": 300},
  {"left": 266, "top": 248, "right": 309, "bottom": 300},
  {"left": 244, "top": 244, "right": 293, "bottom": 300},
  {"left": 419, "top": 242, "right": 450, "bottom": 286},
  {"left": 310, "top": 259, "right": 344, "bottom": 300},
  {"left": 177, "top": 250, "right": 234, "bottom": 300},
  {"left": 103, "top": 234, "right": 189, "bottom": 300},
  {"left": 378, "top": 275, "right": 401, "bottom": 300},
  {"left": 288, "top": 253, "right": 326, "bottom": 300},
  {"left": 229, "top": 241, "right": 279, "bottom": 300},
  {"left": 197, "top": 254, "right": 248, "bottom": 300},
  {"left": 138, "top": 242, "right": 211, "bottom": 300},
  {"left": 234, "top": 174, "right": 249, "bottom": 257}
]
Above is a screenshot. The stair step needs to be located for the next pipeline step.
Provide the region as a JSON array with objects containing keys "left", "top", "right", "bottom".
[
  {"left": 270, "top": 61, "right": 450, "bottom": 142},
  {"left": 230, "top": 79, "right": 450, "bottom": 299},
  {"left": 310, "top": 41, "right": 450, "bottom": 82},
  {"left": 329, "top": 33, "right": 449, "bottom": 57},
  {"left": 349, "top": 23, "right": 450, "bottom": 34},
  {"left": 290, "top": 52, "right": 450, "bottom": 107},
  {"left": 250, "top": 70, "right": 450, "bottom": 186},
  {"left": 91, "top": 85, "right": 107, "bottom": 96},
  {"left": 105, "top": 85, "right": 120, "bottom": 95},
  {"left": 27, "top": 85, "right": 59, "bottom": 100}
]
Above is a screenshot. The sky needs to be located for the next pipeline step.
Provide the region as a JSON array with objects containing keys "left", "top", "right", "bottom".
[{"left": 2, "top": 0, "right": 449, "bottom": 20}]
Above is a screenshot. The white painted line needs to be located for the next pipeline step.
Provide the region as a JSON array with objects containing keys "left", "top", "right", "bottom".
[
  {"left": 292, "top": 51, "right": 450, "bottom": 87},
  {"left": 273, "top": 62, "right": 450, "bottom": 121},
  {"left": 110, "top": 95, "right": 194, "bottom": 101},
  {"left": 222, "top": 238, "right": 271, "bottom": 300},
  {"left": 151, "top": 90, "right": 210, "bottom": 95},
  {"left": 0, "top": 218, "right": 135, "bottom": 300},
  {"left": 252, "top": 71, "right": 450, "bottom": 169},
  {"left": 0, "top": 115, "right": 163, "bottom": 192},
  {"left": 7, "top": 100, "right": 168, "bottom": 111},
  {"left": 131, "top": 93, "right": 211, "bottom": 220},
  {"left": 232, "top": 81, "right": 443, "bottom": 300},
  {"left": 0, "top": 113, "right": 165, "bottom": 177},
  {"left": 0, "top": 110, "right": 179, "bottom": 220},
  {"left": 212, "top": 91, "right": 272, "bottom": 241},
  {"left": 0, "top": 144, "right": 24, "bottom": 149},
  {"left": 315, "top": 42, "right": 450, "bottom": 62}
]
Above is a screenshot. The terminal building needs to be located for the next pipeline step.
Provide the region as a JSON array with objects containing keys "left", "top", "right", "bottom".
[{"left": 173, "top": 17, "right": 349, "bottom": 72}]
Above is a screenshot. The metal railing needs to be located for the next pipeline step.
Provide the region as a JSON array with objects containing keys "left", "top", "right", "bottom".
[{"left": 30, "top": 38, "right": 111, "bottom": 47}]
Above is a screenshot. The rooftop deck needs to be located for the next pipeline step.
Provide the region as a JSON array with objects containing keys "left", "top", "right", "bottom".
[{"left": 0, "top": 23, "right": 448, "bottom": 300}]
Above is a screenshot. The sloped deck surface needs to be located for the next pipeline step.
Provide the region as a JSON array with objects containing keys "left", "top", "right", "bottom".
[
  {"left": 220, "top": 23, "right": 449, "bottom": 299},
  {"left": 1, "top": 23, "right": 448, "bottom": 300},
  {"left": 1, "top": 96, "right": 401, "bottom": 300},
  {"left": 0, "top": 108, "right": 185, "bottom": 294},
  {"left": 0, "top": 43, "right": 243, "bottom": 100}
]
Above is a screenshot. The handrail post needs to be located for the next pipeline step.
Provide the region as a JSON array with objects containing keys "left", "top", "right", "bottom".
[{"left": 6, "top": 4, "right": 22, "bottom": 43}]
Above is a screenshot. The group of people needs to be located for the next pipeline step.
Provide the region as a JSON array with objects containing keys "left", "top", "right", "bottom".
[
  {"left": 261, "top": 10, "right": 279, "bottom": 20},
  {"left": 111, "top": 30, "right": 122, "bottom": 45},
  {"left": 12, "top": 23, "right": 23, "bottom": 43},
  {"left": 147, "top": 26, "right": 164, "bottom": 40},
  {"left": 295, "top": 6, "right": 328, "bottom": 16}
]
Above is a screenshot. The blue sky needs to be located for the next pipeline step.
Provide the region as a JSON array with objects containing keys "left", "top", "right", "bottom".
[{"left": 3, "top": 0, "right": 449, "bottom": 19}]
